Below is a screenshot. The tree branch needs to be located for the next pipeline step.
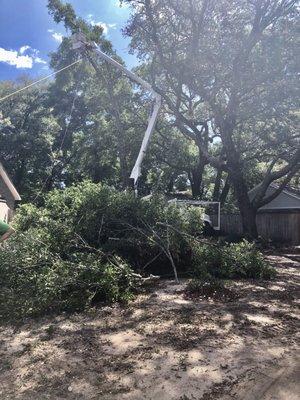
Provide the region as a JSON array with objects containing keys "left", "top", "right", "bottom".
[
  {"left": 258, "top": 165, "right": 300, "bottom": 207},
  {"left": 253, "top": 149, "right": 300, "bottom": 207}
]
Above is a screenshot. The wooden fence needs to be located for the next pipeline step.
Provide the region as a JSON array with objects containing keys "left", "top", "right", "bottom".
[{"left": 213, "top": 209, "right": 300, "bottom": 245}]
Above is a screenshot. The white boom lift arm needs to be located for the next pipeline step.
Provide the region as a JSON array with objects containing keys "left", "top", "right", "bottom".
[{"left": 71, "top": 33, "right": 162, "bottom": 191}]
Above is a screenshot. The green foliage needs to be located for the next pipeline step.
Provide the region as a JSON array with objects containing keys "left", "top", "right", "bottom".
[
  {"left": 2, "top": 0, "right": 299, "bottom": 236},
  {"left": 225, "top": 241, "right": 276, "bottom": 280},
  {"left": 187, "top": 240, "right": 275, "bottom": 302},
  {"left": 191, "top": 240, "right": 275, "bottom": 280},
  {"left": 1, "top": 181, "right": 276, "bottom": 320},
  {"left": 1, "top": 181, "right": 205, "bottom": 319},
  {"left": 14, "top": 181, "right": 204, "bottom": 265},
  {"left": 47, "top": 0, "right": 111, "bottom": 47},
  {"left": 0, "top": 232, "right": 135, "bottom": 320},
  {"left": 0, "top": 81, "right": 58, "bottom": 202},
  {"left": 1, "top": 1, "right": 156, "bottom": 200},
  {"left": 124, "top": 0, "right": 299, "bottom": 229}
]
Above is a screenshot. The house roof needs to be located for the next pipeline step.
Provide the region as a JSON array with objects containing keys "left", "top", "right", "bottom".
[
  {"left": 249, "top": 183, "right": 300, "bottom": 202},
  {"left": 249, "top": 183, "right": 300, "bottom": 210},
  {"left": 276, "top": 184, "right": 300, "bottom": 201},
  {"left": 0, "top": 163, "right": 21, "bottom": 201},
  {"left": 283, "top": 185, "right": 300, "bottom": 198}
]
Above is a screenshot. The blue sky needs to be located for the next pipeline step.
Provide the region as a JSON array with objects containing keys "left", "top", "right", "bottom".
[{"left": 0, "top": 0, "right": 137, "bottom": 81}]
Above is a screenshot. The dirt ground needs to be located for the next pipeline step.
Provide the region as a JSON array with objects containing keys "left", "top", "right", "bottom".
[{"left": 0, "top": 250, "right": 299, "bottom": 400}]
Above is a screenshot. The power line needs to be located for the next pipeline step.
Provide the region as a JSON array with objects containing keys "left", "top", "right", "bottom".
[{"left": 0, "top": 59, "right": 82, "bottom": 102}]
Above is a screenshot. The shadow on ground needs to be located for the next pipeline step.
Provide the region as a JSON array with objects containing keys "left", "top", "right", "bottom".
[{"left": 0, "top": 252, "right": 299, "bottom": 400}]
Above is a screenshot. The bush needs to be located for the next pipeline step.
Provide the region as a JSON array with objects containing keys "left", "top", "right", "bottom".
[
  {"left": 3, "top": 181, "right": 274, "bottom": 320},
  {"left": 1, "top": 181, "right": 204, "bottom": 319},
  {"left": 225, "top": 241, "right": 275, "bottom": 279},
  {"left": 191, "top": 240, "right": 275, "bottom": 280},
  {"left": 14, "top": 181, "right": 204, "bottom": 272},
  {"left": 0, "top": 233, "right": 135, "bottom": 320}
]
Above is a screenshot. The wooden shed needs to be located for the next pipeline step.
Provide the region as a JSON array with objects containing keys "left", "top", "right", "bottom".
[{"left": 220, "top": 184, "right": 300, "bottom": 245}]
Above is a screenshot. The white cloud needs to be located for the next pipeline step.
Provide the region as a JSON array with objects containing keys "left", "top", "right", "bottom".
[
  {"left": 0, "top": 46, "right": 47, "bottom": 69},
  {"left": 48, "top": 29, "right": 63, "bottom": 43},
  {"left": 19, "top": 45, "right": 31, "bottom": 55},
  {"left": 0, "top": 47, "right": 33, "bottom": 69},
  {"left": 34, "top": 57, "right": 47, "bottom": 65},
  {"left": 52, "top": 32, "right": 63, "bottom": 43},
  {"left": 86, "top": 15, "right": 117, "bottom": 35},
  {"left": 99, "top": 22, "right": 117, "bottom": 35}
]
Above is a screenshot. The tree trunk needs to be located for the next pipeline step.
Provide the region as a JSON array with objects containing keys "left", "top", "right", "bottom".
[
  {"left": 167, "top": 175, "right": 174, "bottom": 193},
  {"left": 220, "top": 118, "right": 258, "bottom": 238},
  {"left": 229, "top": 167, "right": 258, "bottom": 238},
  {"left": 212, "top": 169, "right": 222, "bottom": 201},
  {"left": 190, "top": 159, "right": 206, "bottom": 198},
  {"left": 219, "top": 176, "right": 230, "bottom": 206},
  {"left": 14, "top": 161, "right": 26, "bottom": 192},
  {"left": 236, "top": 193, "right": 258, "bottom": 239}
]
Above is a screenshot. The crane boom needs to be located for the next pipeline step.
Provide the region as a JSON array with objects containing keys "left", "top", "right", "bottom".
[{"left": 71, "top": 33, "right": 162, "bottom": 191}]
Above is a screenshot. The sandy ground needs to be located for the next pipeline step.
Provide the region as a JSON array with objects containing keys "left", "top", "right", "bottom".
[{"left": 0, "top": 251, "right": 299, "bottom": 400}]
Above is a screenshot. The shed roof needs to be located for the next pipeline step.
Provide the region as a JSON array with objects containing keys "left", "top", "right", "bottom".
[{"left": 249, "top": 183, "right": 300, "bottom": 210}]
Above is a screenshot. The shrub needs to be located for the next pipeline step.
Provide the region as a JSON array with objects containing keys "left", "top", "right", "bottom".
[
  {"left": 14, "top": 181, "right": 204, "bottom": 273},
  {"left": 0, "top": 233, "right": 135, "bottom": 320},
  {"left": 1, "top": 181, "right": 205, "bottom": 319},
  {"left": 191, "top": 240, "right": 275, "bottom": 280},
  {"left": 191, "top": 244, "right": 225, "bottom": 279},
  {"left": 224, "top": 240, "right": 276, "bottom": 279}
]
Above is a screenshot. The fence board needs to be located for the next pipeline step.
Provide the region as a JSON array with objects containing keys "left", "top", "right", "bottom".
[{"left": 215, "top": 210, "right": 300, "bottom": 245}]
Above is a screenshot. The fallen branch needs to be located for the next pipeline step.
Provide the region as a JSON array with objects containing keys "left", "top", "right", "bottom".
[
  {"left": 157, "top": 223, "right": 219, "bottom": 247},
  {"left": 132, "top": 273, "right": 160, "bottom": 286}
]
